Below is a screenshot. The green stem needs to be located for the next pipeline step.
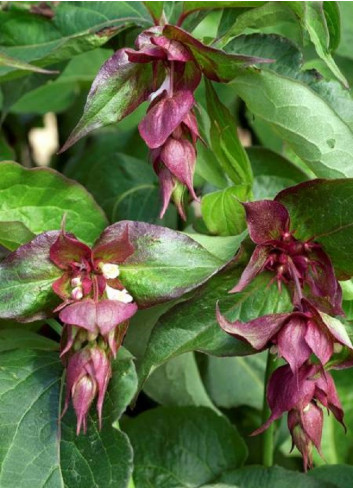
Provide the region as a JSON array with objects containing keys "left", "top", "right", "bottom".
[
  {"left": 47, "top": 318, "right": 62, "bottom": 336},
  {"left": 261, "top": 351, "right": 277, "bottom": 467}
]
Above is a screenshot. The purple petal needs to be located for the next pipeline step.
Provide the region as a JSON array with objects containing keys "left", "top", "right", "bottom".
[
  {"left": 154, "top": 163, "right": 177, "bottom": 219},
  {"left": 90, "top": 347, "right": 112, "bottom": 429},
  {"left": 304, "top": 319, "right": 333, "bottom": 367},
  {"left": 93, "top": 224, "right": 134, "bottom": 265},
  {"left": 174, "top": 61, "right": 202, "bottom": 92},
  {"left": 243, "top": 200, "right": 290, "bottom": 244},
  {"left": 151, "top": 36, "right": 194, "bottom": 62},
  {"left": 125, "top": 46, "right": 166, "bottom": 63},
  {"left": 59, "top": 299, "right": 137, "bottom": 335},
  {"left": 277, "top": 315, "right": 312, "bottom": 373},
  {"left": 217, "top": 303, "right": 288, "bottom": 350},
  {"left": 315, "top": 372, "right": 345, "bottom": 429},
  {"left": 160, "top": 136, "right": 198, "bottom": 201},
  {"left": 50, "top": 231, "right": 91, "bottom": 270},
  {"left": 301, "top": 402, "right": 324, "bottom": 453},
  {"left": 229, "top": 245, "right": 270, "bottom": 293},
  {"left": 72, "top": 375, "right": 96, "bottom": 435},
  {"left": 138, "top": 90, "right": 195, "bottom": 148}
]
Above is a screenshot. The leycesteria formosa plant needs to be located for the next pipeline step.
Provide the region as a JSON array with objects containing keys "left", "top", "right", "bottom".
[{"left": 218, "top": 197, "right": 353, "bottom": 470}]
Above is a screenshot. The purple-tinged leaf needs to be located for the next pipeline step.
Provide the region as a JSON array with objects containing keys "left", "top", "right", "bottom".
[
  {"left": 162, "top": 24, "right": 273, "bottom": 82},
  {"left": 50, "top": 232, "right": 92, "bottom": 270},
  {"left": 93, "top": 224, "right": 134, "bottom": 264},
  {"left": 243, "top": 200, "right": 290, "bottom": 244},
  {"left": 217, "top": 305, "right": 288, "bottom": 350},
  {"left": 61, "top": 49, "right": 155, "bottom": 152},
  {"left": 229, "top": 244, "right": 269, "bottom": 293},
  {"left": 0, "top": 232, "right": 61, "bottom": 321},
  {"left": 138, "top": 90, "right": 195, "bottom": 149},
  {"left": 317, "top": 310, "right": 353, "bottom": 350},
  {"left": 96, "top": 221, "right": 224, "bottom": 308},
  {"left": 277, "top": 317, "right": 312, "bottom": 372}
]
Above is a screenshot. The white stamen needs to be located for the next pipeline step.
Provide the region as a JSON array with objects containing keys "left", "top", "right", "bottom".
[
  {"left": 71, "top": 287, "right": 83, "bottom": 300},
  {"left": 101, "top": 263, "right": 120, "bottom": 279},
  {"left": 106, "top": 285, "right": 133, "bottom": 303},
  {"left": 303, "top": 404, "right": 311, "bottom": 413}
]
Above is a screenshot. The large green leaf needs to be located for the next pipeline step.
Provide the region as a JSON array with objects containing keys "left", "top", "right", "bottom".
[
  {"left": 310, "top": 465, "right": 353, "bottom": 487},
  {"left": 231, "top": 70, "right": 353, "bottom": 178},
  {"left": 143, "top": 352, "right": 217, "bottom": 410},
  {"left": 201, "top": 186, "right": 249, "bottom": 237},
  {"left": 99, "top": 220, "right": 225, "bottom": 308},
  {"left": 218, "top": 465, "right": 330, "bottom": 488},
  {"left": 276, "top": 179, "right": 353, "bottom": 278},
  {"left": 123, "top": 406, "right": 248, "bottom": 488},
  {"left": 247, "top": 147, "right": 307, "bottom": 200},
  {"left": 0, "top": 161, "right": 107, "bottom": 247},
  {"left": 0, "top": 350, "right": 63, "bottom": 487},
  {"left": 205, "top": 79, "right": 253, "bottom": 185},
  {"left": 0, "top": 2, "right": 152, "bottom": 81},
  {"left": 0, "top": 221, "right": 35, "bottom": 251},
  {"left": 204, "top": 351, "right": 266, "bottom": 410},
  {"left": 0, "top": 328, "right": 58, "bottom": 352},
  {"left": 0, "top": 348, "right": 136, "bottom": 488},
  {"left": 137, "top": 266, "right": 292, "bottom": 388}
]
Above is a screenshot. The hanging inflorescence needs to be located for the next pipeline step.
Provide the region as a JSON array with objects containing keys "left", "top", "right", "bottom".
[{"left": 217, "top": 200, "right": 353, "bottom": 470}]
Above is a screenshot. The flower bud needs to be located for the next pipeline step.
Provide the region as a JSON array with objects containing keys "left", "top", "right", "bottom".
[
  {"left": 71, "top": 277, "right": 82, "bottom": 287},
  {"left": 72, "top": 375, "right": 97, "bottom": 435},
  {"left": 71, "top": 286, "right": 83, "bottom": 300}
]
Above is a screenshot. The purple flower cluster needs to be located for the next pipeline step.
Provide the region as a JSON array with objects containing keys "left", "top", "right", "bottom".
[
  {"left": 217, "top": 200, "right": 352, "bottom": 470},
  {"left": 50, "top": 225, "right": 137, "bottom": 433},
  {"left": 125, "top": 26, "right": 202, "bottom": 219}
]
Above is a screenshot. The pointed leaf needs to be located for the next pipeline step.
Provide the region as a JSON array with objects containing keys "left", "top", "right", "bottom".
[
  {"left": 0, "top": 51, "right": 58, "bottom": 74},
  {"left": 163, "top": 24, "right": 272, "bottom": 82},
  {"left": 95, "top": 221, "right": 225, "bottom": 307},
  {"left": 61, "top": 50, "right": 154, "bottom": 151}
]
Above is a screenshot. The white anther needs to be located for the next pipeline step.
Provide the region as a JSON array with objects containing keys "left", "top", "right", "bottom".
[
  {"left": 101, "top": 263, "right": 120, "bottom": 279},
  {"left": 106, "top": 285, "right": 133, "bottom": 303},
  {"left": 71, "top": 287, "right": 83, "bottom": 300},
  {"left": 303, "top": 404, "right": 311, "bottom": 413}
]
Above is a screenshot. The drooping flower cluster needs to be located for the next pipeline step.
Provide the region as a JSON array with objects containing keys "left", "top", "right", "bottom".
[
  {"left": 50, "top": 225, "right": 138, "bottom": 433},
  {"left": 125, "top": 26, "right": 202, "bottom": 219},
  {"left": 217, "top": 200, "right": 352, "bottom": 470}
]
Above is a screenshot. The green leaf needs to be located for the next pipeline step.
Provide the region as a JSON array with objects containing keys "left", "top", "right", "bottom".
[
  {"left": 0, "top": 221, "right": 35, "bottom": 251},
  {"left": 231, "top": 70, "right": 353, "bottom": 178},
  {"left": 218, "top": 465, "right": 329, "bottom": 488},
  {"left": 0, "top": 350, "right": 63, "bottom": 487},
  {"left": 99, "top": 221, "right": 225, "bottom": 308},
  {"left": 0, "top": 232, "right": 61, "bottom": 321},
  {"left": 224, "top": 33, "right": 353, "bottom": 132},
  {"left": 0, "top": 2, "right": 151, "bottom": 81},
  {"left": 137, "top": 267, "right": 292, "bottom": 388},
  {"left": 0, "top": 348, "right": 136, "bottom": 487},
  {"left": 201, "top": 186, "right": 249, "bottom": 236},
  {"left": 0, "top": 51, "right": 58, "bottom": 75},
  {"left": 123, "top": 406, "right": 248, "bottom": 488},
  {"left": 0, "top": 161, "right": 107, "bottom": 247},
  {"left": 204, "top": 351, "right": 266, "bottom": 410},
  {"left": 205, "top": 79, "right": 253, "bottom": 185},
  {"left": 109, "top": 347, "right": 138, "bottom": 423},
  {"left": 143, "top": 352, "right": 217, "bottom": 410},
  {"left": 310, "top": 465, "right": 353, "bottom": 487},
  {"left": 183, "top": 232, "right": 247, "bottom": 262},
  {"left": 0, "top": 328, "right": 59, "bottom": 352},
  {"left": 336, "top": 2, "right": 353, "bottom": 60},
  {"left": 288, "top": 2, "right": 347, "bottom": 87},
  {"left": 143, "top": 1, "right": 164, "bottom": 23},
  {"left": 276, "top": 179, "right": 353, "bottom": 278},
  {"left": 247, "top": 147, "right": 307, "bottom": 200},
  {"left": 323, "top": 2, "right": 341, "bottom": 51}
]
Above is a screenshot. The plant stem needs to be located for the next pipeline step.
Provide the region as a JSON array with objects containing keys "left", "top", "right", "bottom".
[
  {"left": 261, "top": 351, "right": 277, "bottom": 467},
  {"left": 47, "top": 318, "right": 62, "bottom": 336}
]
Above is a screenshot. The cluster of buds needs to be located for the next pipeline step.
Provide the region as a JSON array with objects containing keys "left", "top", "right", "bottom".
[
  {"left": 50, "top": 224, "right": 137, "bottom": 433},
  {"left": 125, "top": 27, "right": 202, "bottom": 218},
  {"left": 218, "top": 199, "right": 352, "bottom": 470}
]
